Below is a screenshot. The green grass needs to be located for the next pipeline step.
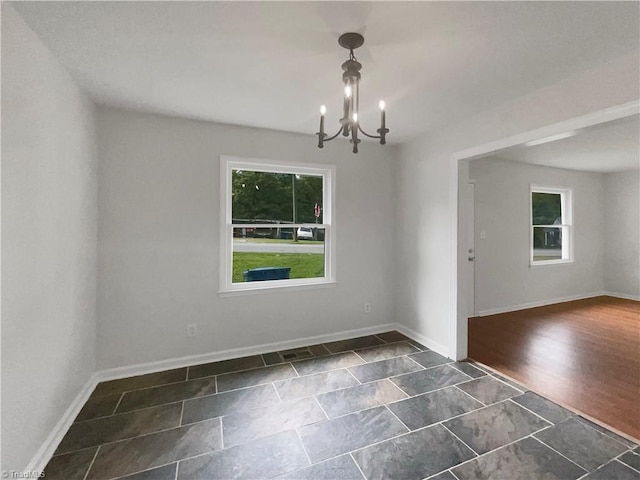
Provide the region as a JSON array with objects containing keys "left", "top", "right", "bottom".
[{"left": 233, "top": 252, "right": 325, "bottom": 283}]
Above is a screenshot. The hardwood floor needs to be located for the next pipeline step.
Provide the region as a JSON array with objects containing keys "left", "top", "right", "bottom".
[{"left": 468, "top": 296, "right": 640, "bottom": 441}]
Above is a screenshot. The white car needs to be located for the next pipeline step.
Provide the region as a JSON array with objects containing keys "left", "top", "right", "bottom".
[{"left": 297, "top": 227, "right": 313, "bottom": 240}]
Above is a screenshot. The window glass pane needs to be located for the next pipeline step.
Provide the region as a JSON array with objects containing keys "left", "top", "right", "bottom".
[
  {"left": 232, "top": 170, "right": 294, "bottom": 223},
  {"left": 532, "top": 192, "right": 562, "bottom": 225},
  {"left": 232, "top": 170, "right": 324, "bottom": 225},
  {"left": 232, "top": 228, "right": 325, "bottom": 283},
  {"left": 533, "top": 226, "right": 562, "bottom": 261},
  {"left": 293, "top": 174, "right": 324, "bottom": 224}
]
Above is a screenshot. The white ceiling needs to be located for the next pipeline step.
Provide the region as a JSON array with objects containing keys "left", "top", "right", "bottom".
[
  {"left": 493, "top": 115, "right": 640, "bottom": 173},
  {"left": 10, "top": 1, "right": 640, "bottom": 143}
]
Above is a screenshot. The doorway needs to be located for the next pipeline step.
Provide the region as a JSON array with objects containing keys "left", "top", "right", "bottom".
[
  {"left": 453, "top": 100, "right": 639, "bottom": 360},
  {"left": 455, "top": 108, "right": 640, "bottom": 442}
]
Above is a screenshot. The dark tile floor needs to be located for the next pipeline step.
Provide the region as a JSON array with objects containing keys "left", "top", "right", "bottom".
[{"left": 44, "top": 332, "right": 640, "bottom": 480}]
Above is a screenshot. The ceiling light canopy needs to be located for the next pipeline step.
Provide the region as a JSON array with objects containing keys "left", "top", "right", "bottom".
[{"left": 317, "top": 33, "right": 388, "bottom": 154}]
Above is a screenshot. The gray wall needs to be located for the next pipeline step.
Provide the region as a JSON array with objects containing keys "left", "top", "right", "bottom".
[
  {"left": 1, "top": 6, "right": 98, "bottom": 470},
  {"left": 96, "top": 107, "right": 398, "bottom": 369},
  {"left": 603, "top": 170, "right": 640, "bottom": 298},
  {"left": 469, "top": 158, "right": 605, "bottom": 314}
]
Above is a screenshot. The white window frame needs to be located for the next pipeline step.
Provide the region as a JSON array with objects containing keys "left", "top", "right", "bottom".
[
  {"left": 219, "top": 155, "right": 336, "bottom": 295},
  {"left": 530, "top": 185, "right": 573, "bottom": 266}
]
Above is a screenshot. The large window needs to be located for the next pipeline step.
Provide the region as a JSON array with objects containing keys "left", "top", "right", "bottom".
[
  {"left": 530, "top": 185, "right": 572, "bottom": 265},
  {"left": 220, "top": 156, "right": 335, "bottom": 293}
]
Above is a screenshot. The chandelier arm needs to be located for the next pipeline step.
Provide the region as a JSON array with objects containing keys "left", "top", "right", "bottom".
[
  {"left": 323, "top": 127, "right": 344, "bottom": 143},
  {"left": 357, "top": 124, "right": 381, "bottom": 139}
]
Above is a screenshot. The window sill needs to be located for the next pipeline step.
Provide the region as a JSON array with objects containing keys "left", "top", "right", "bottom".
[
  {"left": 218, "top": 280, "right": 337, "bottom": 297},
  {"left": 530, "top": 259, "right": 574, "bottom": 267}
]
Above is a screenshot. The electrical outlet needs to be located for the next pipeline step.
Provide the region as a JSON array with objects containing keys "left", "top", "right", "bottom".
[
  {"left": 186, "top": 323, "right": 198, "bottom": 337},
  {"left": 364, "top": 302, "right": 371, "bottom": 313}
]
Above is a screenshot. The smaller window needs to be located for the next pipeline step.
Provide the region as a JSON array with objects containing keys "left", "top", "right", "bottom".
[{"left": 530, "top": 186, "right": 572, "bottom": 265}]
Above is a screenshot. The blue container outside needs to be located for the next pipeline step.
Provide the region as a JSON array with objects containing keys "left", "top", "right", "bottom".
[{"left": 243, "top": 267, "right": 291, "bottom": 282}]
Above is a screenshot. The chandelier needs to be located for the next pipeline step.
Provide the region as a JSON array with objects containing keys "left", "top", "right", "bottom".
[{"left": 317, "top": 33, "right": 388, "bottom": 154}]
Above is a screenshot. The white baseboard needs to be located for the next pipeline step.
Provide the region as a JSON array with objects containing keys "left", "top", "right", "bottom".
[
  {"left": 27, "top": 321, "right": 446, "bottom": 471},
  {"left": 97, "top": 322, "right": 398, "bottom": 383},
  {"left": 602, "top": 291, "right": 640, "bottom": 302},
  {"left": 476, "top": 291, "right": 607, "bottom": 317},
  {"left": 25, "top": 372, "right": 100, "bottom": 474},
  {"left": 394, "top": 324, "right": 450, "bottom": 358}
]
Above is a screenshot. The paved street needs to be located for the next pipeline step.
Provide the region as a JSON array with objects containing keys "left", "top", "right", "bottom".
[{"left": 233, "top": 240, "right": 324, "bottom": 254}]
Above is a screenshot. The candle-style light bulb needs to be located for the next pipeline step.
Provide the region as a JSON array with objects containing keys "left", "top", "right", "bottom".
[
  {"left": 377, "top": 100, "right": 387, "bottom": 145},
  {"left": 344, "top": 85, "right": 352, "bottom": 98},
  {"left": 351, "top": 112, "right": 360, "bottom": 154},
  {"left": 318, "top": 105, "right": 326, "bottom": 148}
]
